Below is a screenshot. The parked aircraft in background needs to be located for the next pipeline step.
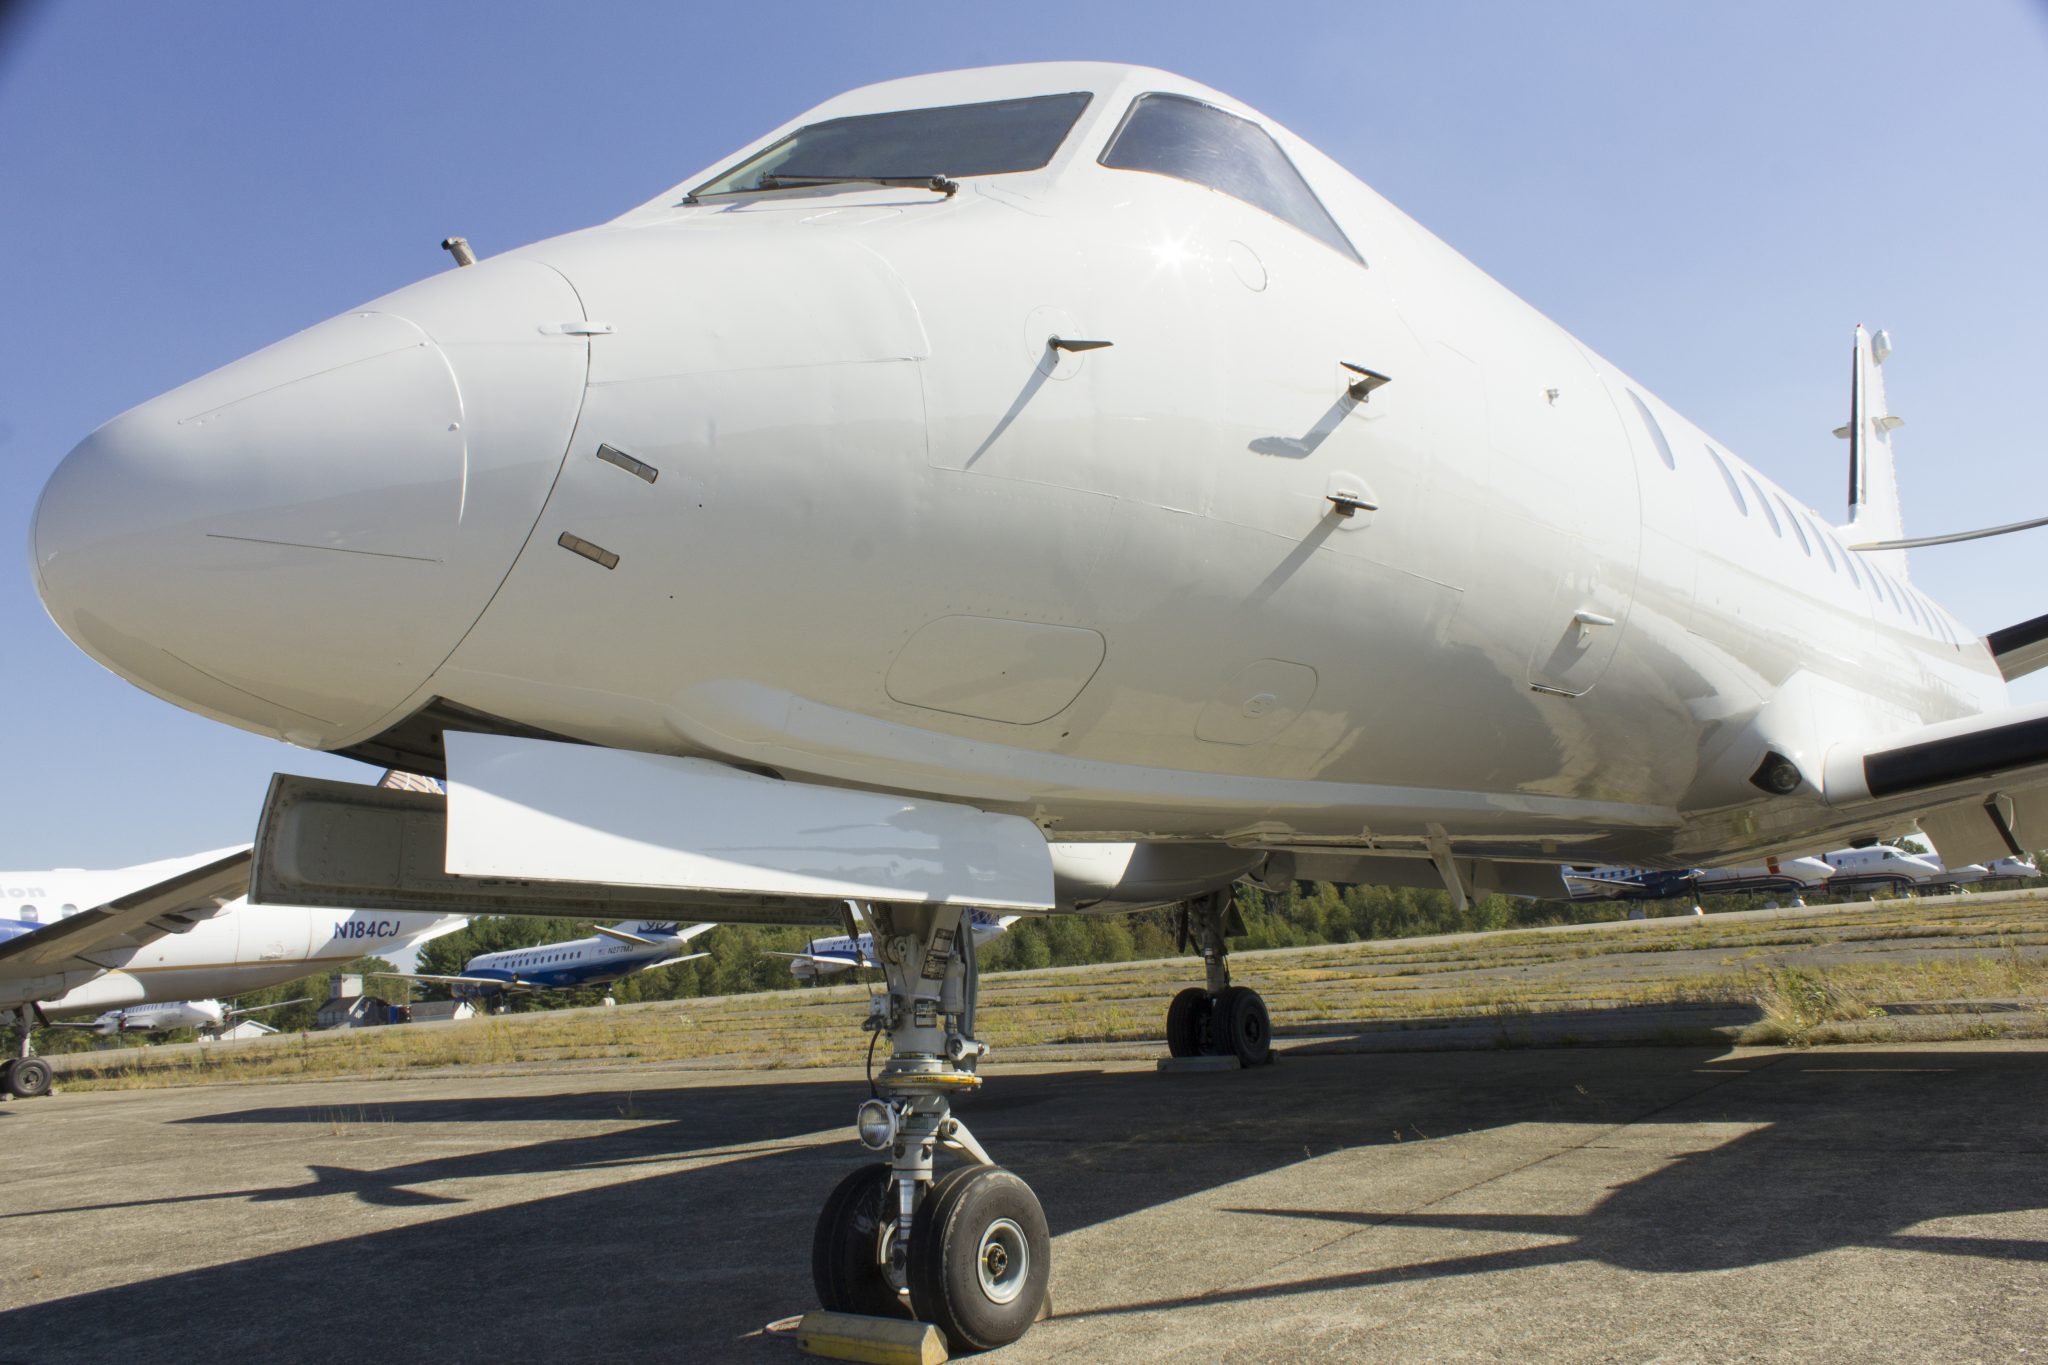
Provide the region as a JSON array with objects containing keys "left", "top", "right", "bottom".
[
  {"left": 1569, "top": 849, "right": 2040, "bottom": 904},
  {"left": 378, "top": 922, "right": 715, "bottom": 1008},
  {"left": 0, "top": 845, "right": 466, "bottom": 1099},
  {"left": 1820, "top": 847, "right": 2039, "bottom": 894},
  {"left": 1564, "top": 856, "right": 1836, "bottom": 904},
  {"left": 36, "top": 61, "right": 2048, "bottom": 1347},
  {"left": 773, "top": 908, "right": 1017, "bottom": 981},
  {"left": 57, "top": 996, "right": 306, "bottom": 1038}
]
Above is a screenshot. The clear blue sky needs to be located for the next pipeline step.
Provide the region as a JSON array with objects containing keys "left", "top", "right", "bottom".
[{"left": 3, "top": 2, "right": 2044, "bottom": 867}]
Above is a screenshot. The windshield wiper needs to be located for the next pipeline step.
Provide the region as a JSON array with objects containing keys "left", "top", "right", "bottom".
[{"left": 756, "top": 173, "right": 959, "bottom": 197}]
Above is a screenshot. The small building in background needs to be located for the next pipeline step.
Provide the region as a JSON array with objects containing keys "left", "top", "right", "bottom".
[
  {"left": 205, "top": 1018, "right": 281, "bottom": 1043},
  {"left": 316, "top": 974, "right": 393, "bottom": 1030}
]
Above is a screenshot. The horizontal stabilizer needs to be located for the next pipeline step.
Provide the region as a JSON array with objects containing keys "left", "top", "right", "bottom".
[
  {"left": 1988, "top": 612, "right": 2048, "bottom": 682},
  {"left": 373, "top": 971, "right": 515, "bottom": 988},
  {"left": 766, "top": 950, "right": 869, "bottom": 967},
  {"left": 633, "top": 952, "right": 707, "bottom": 973}
]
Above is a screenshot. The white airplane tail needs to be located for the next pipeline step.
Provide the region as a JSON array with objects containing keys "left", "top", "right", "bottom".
[{"left": 1835, "top": 324, "right": 1908, "bottom": 582}]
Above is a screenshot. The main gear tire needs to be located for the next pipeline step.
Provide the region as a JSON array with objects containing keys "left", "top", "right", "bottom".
[
  {"left": 1165, "top": 987, "right": 1212, "bottom": 1057},
  {"left": 1208, "top": 986, "right": 1273, "bottom": 1067}
]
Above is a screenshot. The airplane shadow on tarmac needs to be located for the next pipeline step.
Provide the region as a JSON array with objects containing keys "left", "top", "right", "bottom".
[{"left": 3, "top": 1046, "right": 2046, "bottom": 1362}]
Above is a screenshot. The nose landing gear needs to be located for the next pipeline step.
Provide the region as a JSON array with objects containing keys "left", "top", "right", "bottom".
[
  {"left": 812, "top": 904, "right": 1050, "bottom": 1352},
  {"left": 1165, "top": 891, "right": 1273, "bottom": 1067},
  {"left": 2, "top": 1006, "right": 54, "bottom": 1100}
]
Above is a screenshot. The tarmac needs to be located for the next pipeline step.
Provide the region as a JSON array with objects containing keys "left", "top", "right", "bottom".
[{"left": 3, "top": 1039, "right": 2045, "bottom": 1363}]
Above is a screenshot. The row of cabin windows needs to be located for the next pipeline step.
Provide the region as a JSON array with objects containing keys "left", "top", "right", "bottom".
[
  {"left": 514, "top": 950, "right": 585, "bottom": 966},
  {"left": 10, "top": 904, "right": 79, "bottom": 923},
  {"left": 1630, "top": 388, "right": 1959, "bottom": 646}
]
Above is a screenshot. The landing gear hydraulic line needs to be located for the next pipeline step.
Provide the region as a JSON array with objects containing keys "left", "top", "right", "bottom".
[
  {"left": 1, "top": 1005, "right": 54, "bottom": 1100},
  {"left": 812, "top": 903, "right": 1050, "bottom": 1352},
  {"left": 1165, "top": 889, "right": 1274, "bottom": 1066}
]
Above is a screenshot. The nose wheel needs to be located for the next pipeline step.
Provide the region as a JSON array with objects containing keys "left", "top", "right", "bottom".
[
  {"left": 3, "top": 1008, "right": 53, "bottom": 1100},
  {"left": 908, "top": 1165, "right": 1051, "bottom": 1351},
  {"left": 813, "top": 903, "right": 1051, "bottom": 1351}
]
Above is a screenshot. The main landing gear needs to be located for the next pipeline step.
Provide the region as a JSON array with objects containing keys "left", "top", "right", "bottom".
[
  {"left": 812, "top": 903, "right": 1050, "bottom": 1352},
  {"left": 1, "top": 1005, "right": 53, "bottom": 1100},
  {"left": 1165, "top": 890, "right": 1273, "bottom": 1067}
]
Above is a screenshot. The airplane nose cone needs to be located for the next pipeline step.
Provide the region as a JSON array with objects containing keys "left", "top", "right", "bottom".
[{"left": 33, "top": 257, "right": 590, "bottom": 746}]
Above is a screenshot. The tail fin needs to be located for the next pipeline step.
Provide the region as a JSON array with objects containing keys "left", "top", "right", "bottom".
[{"left": 1835, "top": 324, "right": 1909, "bottom": 581}]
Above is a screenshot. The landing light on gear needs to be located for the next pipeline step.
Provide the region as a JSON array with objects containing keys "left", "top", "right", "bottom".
[{"left": 813, "top": 903, "right": 1050, "bottom": 1351}]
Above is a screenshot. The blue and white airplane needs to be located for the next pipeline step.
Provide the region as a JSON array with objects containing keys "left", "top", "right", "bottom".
[
  {"left": 772, "top": 908, "right": 1016, "bottom": 982},
  {"left": 379, "top": 921, "right": 715, "bottom": 1006}
]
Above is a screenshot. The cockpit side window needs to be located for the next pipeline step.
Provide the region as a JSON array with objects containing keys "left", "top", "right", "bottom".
[
  {"left": 1099, "top": 92, "right": 1361, "bottom": 263},
  {"left": 692, "top": 92, "right": 1094, "bottom": 198}
]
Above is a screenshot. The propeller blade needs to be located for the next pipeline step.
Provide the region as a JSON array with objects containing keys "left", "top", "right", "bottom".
[{"left": 1849, "top": 512, "right": 2048, "bottom": 551}]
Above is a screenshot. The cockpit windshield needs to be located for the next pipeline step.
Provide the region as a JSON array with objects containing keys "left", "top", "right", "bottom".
[
  {"left": 692, "top": 92, "right": 1093, "bottom": 199},
  {"left": 1100, "top": 92, "right": 1360, "bottom": 263}
]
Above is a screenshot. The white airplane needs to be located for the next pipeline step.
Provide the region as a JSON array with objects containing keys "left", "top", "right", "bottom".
[
  {"left": 58, "top": 996, "right": 306, "bottom": 1037},
  {"left": 32, "top": 61, "right": 2048, "bottom": 1347},
  {"left": 377, "top": 921, "right": 715, "bottom": 1007},
  {"left": 1819, "top": 845, "right": 2040, "bottom": 894},
  {"left": 772, "top": 907, "right": 1016, "bottom": 981},
  {"left": 1, "top": 845, "right": 467, "bottom": 1099},
  {"left": 1564, "top": 856, "right": 1836, "bottom": 903}
]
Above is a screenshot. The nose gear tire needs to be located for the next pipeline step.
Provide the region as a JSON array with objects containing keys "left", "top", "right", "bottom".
[
  {"left": 812, "top": 1161, "right": 910, "bottom": 1318},
  {"left": 5, "top": 1058, "right": 51, "bottom": 1099},
  {"left": 907, "top": 1165, "right": 1051, "bottom": 1351}
]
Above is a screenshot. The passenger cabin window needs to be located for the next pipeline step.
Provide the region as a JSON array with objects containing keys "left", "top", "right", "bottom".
[
  {"left": 1804, "top": 514, "right": 1837, "bottom": 571},
  {"left": 1706, "top": 447, "right": 1747, "bottom": 514},
  {"left": 1776, "top": 495, "right": 1811, "bottom": 555},
  {"left": 1627, "top": 391, "right": 1676, "bottom": 469},
  {"left": 1743, "top": 473, "right": 1781, "bottom": 537},
  {"left": 692, "top": 92, "right": 1093, "bottom": 198},
  {"left": 1100, "top": 92, "right": 1361, "bottom": 263},
  {"left": 1837, "top": 538, "right": 1862, "bottom": 589}
]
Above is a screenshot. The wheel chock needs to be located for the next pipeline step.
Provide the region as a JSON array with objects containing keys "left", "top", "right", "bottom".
[
  {"left": 796, "top": 1311, "right": 949, "bottom": 1365},
  {"left": 1156, "top": 1054, "right": 1243, "bottom": 1073}
]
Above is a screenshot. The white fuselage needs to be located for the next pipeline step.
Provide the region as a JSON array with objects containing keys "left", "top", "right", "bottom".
[
  {"left": 1, "top": 852, "right": 466, "bottom": 1018},
  {"left": 29, "top": 63, "right": 2007, "bottom": 881},
  {"left": 82, "top": 999, "right": 230, "bottom": 1035}
]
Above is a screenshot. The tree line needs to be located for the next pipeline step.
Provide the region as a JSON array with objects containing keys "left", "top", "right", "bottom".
[{"left": 36, "top": 858, "right": 2041, "bottom": 1045}]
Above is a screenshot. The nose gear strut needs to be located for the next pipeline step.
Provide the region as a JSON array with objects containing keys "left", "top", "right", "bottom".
[
  {"left": 812, "top": 903, "right": 1050, "bottom": 1351},
  {"left": 1165, "top": 889, "right": 1273, "bottom": 1067}
]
